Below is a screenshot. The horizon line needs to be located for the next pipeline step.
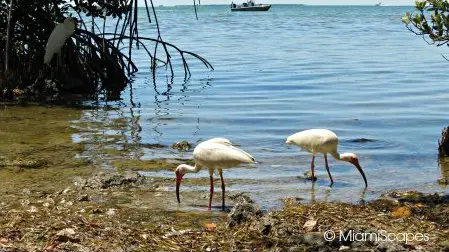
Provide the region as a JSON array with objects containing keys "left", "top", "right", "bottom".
[{"left": 150, "top": 4, "right": 414, "bottom": 6}]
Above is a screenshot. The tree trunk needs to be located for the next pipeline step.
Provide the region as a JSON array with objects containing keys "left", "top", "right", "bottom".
[{"left": 5, "top": 0, "right": 14, "bottom": 73}]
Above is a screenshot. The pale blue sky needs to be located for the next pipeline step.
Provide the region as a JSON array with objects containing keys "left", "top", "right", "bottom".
[{"left": 141, "top": 0, "right": 414, "bottom": 6}]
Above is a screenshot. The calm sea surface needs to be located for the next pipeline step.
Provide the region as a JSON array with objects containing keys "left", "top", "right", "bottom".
[{"left": 75, "top": 5, "right": 449, "bottom": 209}]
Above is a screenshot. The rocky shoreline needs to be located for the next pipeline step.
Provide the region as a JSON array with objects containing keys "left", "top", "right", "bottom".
[{"left": 0, "top": 170, "right": 448, "bottom": 251}]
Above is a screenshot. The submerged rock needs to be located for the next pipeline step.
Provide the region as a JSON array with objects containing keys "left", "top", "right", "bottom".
[
  {"left": 228, "top": 192, "right": 254, "bottom": 204},
  {"left": 141, "top": 143, "right": 166, "bottom": 149},
  {"left": 297, "top": 170, "right": 317, "bottom": 181},
  {"left": 74, "top": 171, "right": 144, "bottom": 190},
  {"left": 227, "top": 203, "right": 262, "bottom": 228},
  {"left": 348, "top": 138, "right": 376, "bottom": 143},
  {"left": 171, "top": 141, "right": 192, "bottom": 151}
]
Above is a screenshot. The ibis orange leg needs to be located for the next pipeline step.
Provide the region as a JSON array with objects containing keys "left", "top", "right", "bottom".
[{"left": 324, "top": 154, "right": 334, "bottom": 186}]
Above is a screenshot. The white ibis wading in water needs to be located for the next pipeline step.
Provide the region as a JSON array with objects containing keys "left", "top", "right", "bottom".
[
  {"left": 286, "top": 129, "right": 368, "bottom": 187},
  {"left": 44, "top": 17, "right": 78, "bottom": 64},
  {"left": 175, "top": 138, "right": 256, "bottom": 210}
]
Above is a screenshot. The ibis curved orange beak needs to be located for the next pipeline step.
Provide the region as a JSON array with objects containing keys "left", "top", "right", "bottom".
[
  {"left": 352, "top": 160, "right": 368, "bottom": 188},
  {"left": 175, "top": 172, "right": 184, "bottom": 203}
]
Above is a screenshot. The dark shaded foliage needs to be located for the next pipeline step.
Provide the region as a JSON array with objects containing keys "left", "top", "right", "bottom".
[
  {"left": 74, "top": 0, "right": 129, "bottom": 18},
  {"left": 0, "top": 0, "right": 211, "bottom": 102}
]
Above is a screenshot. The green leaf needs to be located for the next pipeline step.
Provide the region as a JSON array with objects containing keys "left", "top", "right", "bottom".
[{"left": 401, "top": 15, "right": 411, "bottom": 24}]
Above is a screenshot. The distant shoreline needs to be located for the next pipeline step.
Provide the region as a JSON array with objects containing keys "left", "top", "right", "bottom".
[{"left": 151, "top": 4, "right": 414, "bottom": 7}]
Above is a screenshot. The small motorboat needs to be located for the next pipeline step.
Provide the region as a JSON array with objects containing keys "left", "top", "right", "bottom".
[{"left": 231, "top": 0, "right": 271, "bottom": 11}]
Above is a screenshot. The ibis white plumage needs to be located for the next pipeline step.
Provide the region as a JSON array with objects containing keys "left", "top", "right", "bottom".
[
  {"left": 175, "top": 138, "right": 256, "bottom": 211},
  {"left": 286, "top": 129, "right": 368, "bottom": 187},
  {"left": 44, "top": 17, "right": 78, "bottom": 64}
]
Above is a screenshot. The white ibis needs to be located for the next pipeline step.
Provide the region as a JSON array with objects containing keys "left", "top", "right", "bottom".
[
  {"left": 286, "top": 129, "right": 368, "bottom": 187},
  {"left": 44, "top": 17, "right": 78, "bottom": 64},
  {"left": 175, "top": 138, "right": 256, "bottom": 211}
]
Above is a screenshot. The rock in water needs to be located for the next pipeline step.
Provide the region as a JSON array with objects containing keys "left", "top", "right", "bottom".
[
  {"left": 74, "top": 171, "right": 144, "bottom": 189},
  {"left": 171, "top": 141, "right": 192, "bottom": 151},
  {"left": 439, "top": 126, "right": 449, "bottom": 156},
  {"left": 228, "top": 192, "right": 254, "bottom": 204},
  {"left": 227, "top": 203, "right": 261, "bottom": 228}
]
